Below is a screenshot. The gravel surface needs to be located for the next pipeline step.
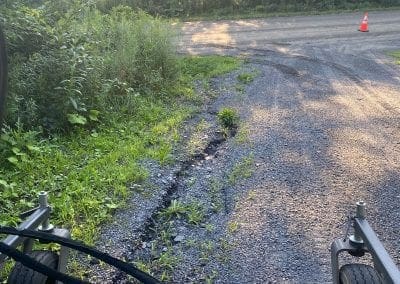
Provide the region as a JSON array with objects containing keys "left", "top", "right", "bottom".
[{"left": 87, "top": 11, "right": 400, "bottom": 283}]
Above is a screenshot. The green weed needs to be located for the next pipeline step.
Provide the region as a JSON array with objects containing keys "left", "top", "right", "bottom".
[
  {"left": 205, "top": 223, "right": 215, "bottom": 233},
  {"left": 155, "top": 249, "right": 180, "bottom": 271},
  {"left": 186, "top": 202, "right": 205, "bottom": 225},
  {"left": 209, "top": 178, "right": 224, "bottom": 213},
  {"left": 217, "top": 108, "right": 239, "bottom": 130},
  {"left": 389, "top": 51, "right": 400, "bottom": 64},
  {"left": 235, "top": 124, "right": 250, "bottom": 144},
  {"left": 228, "top": 154, "right": 255, "bottom": 185},
  {"left": 180, "top": 56, "right": 241, "bottom": 80},
  {"left": 205, "top": 270, "right": 219, "bottom": 284},
  {"left": 227, "top": 221, "right": 239, "bottom": 234},
  {"left": 159, "top": 200, "right": 187, "bottom": 220},
  {"left": 237, "top": 73, "right": 255, "bottom": 84}
]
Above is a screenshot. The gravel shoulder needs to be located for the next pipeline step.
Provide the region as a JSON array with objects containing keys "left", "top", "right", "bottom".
[{"left": 87, "top": 11, "right": 400, "bottom": 283}]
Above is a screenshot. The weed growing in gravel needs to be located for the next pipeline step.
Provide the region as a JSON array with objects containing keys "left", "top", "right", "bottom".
[
  {"left": 205, "top": 270, "right": 219, "bottom": 284},
  {"left": 228, "top": 153, "right": 255, "bottom": 185},
  {"left": 246, "top": 189, "right": 257, "bottom": 201},
  {"left": 186, "top": 202, "right": 205, "bottom": 225},
  {"left": 140, "top": 247, "right": 180, "bottom": 282},
  {"left": 199, "top": 240, "right": 215, "bottom": 263},
  {"left": 209, "top": 178, "right": 224, "bottom": 212},
  {"left": 155, "top": 249, "right": 180, "bottom": 272},
  {"left": 159, "top": 199, "right": 205, "bottom": 225},
  {"left": 217, "top": 107, "right": 239, "bottom": 130},
  {"left": 205, "top": 223, "right": 216, "bottom": 233},
  {"left": 159, "top": 200, "right": 187, "bottom": 220},
  {"left": 237, "top": 72, "right": 255, "bottom": 84},
  {"left": 133, "top": 260, "right": 152, "bottom": 275},
  {"left": 235, "top": 123, "right": 251, "bottom": 145},
  {"left": 389, "top": 51, "right": 400, "bottom": 64},
  {"left": 180, "top": 56, "right": 242, "bottom": 80},
  {"left": 227, "top": 221, "right": 240, "bottom": 234},
  {"left": 235, "top": 84, "right": 245, "bottom": 93}
]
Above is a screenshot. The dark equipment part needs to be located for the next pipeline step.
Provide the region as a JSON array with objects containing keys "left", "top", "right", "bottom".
[
  {"left": 0, "top": 25, "right": 7, "bottom": 123},
  {"left": 0, "top": 227, "right": 162, "bottom": 284},
  {"left": 331, "top": 201, "right": 400, "bottom": 284},
  {"left": 7, "top": 250, "right": 59, "bottom": 284},
  {"left": 0, "top": 192, "right": 70, "bottom": 275},
  {"left": 339, "top": 264, "right": 384, "bottom": 284}
]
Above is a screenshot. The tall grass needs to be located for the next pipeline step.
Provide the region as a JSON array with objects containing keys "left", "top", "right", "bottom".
[{"left": 3, "top": 4, "right": 179, "bottom": 132}]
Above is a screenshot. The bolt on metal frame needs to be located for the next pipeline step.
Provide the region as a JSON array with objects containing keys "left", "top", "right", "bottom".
[
  {"left": 331, "top": 201, "right": 400, "bottom": 284},
  {"left": 0, "top": 192, "right": 70, "bottom": 282}
]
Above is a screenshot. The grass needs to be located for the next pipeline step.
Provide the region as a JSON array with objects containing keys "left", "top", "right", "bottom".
[
  {"left": 179, "top": 56, "right": 242, "bottom": 80},
  {"left": 0, "top": 55, "right": 241, "bottom": 247},
  {"left": 209, "top": 178, "right": 224, "bottom": 213},
  {"left": 228, "top": 153, "right": 255, "bottom": 185},
  {"left": 227, "top": 221, "right": 239, "bottom": 234},
  {"left": 159, "top": 199, "right": 205, "bottom": 225},
  {"left": 159, "top": 199, "right": 188, "bottom": 220},
  {"left": 235, "top": 123, "right": 251, "bottom": 145},
  {"left": 389, "top": 51, "right": 400, "bottom": 64},
  {"left": 237, "top": 73, "right": 255, "bottom": 84},
  {"left": 0, "top": 99, "right": 190, "bottom": 244}
]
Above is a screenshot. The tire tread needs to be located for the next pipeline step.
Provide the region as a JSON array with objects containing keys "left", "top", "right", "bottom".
[
  {"left": 7, "top": 251, "right": 58, "bottom": 284},
  {"left": 340, "top": 263, "right": 384, "bottom": 284}
]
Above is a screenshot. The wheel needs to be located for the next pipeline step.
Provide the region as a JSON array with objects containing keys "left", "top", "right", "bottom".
[
  {"left": 339, "top": 264, "right": 384, "bottom": 284},
  {"left": 0, "top": 25, "right": 7, "bottom": 123},
  {"left": 7, "top": 250, "right": 59, "bottom": 284}
]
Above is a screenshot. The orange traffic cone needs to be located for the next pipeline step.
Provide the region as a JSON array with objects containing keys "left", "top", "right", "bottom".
[{"left": 359, "top": 12, "right": 369, "bottom": 32}]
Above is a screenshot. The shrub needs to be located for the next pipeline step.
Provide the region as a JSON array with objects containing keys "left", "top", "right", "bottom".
[
  {"left": 217, "top": 107, "right": 239, "bottom": 129},
  {"left": 3, "top": 3, "right": 179, "bottom": 133}
]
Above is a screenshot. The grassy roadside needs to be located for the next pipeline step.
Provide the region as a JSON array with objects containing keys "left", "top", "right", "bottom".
[
  {"left": 0, "top": 55, "right": 241, "bottom": 246},
  {"left": 176, "top": 6, "right": 400, "bottom": 22}
]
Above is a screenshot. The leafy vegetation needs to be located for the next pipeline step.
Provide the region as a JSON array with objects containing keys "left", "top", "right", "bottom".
[
  {"left": 2, "top": 3, "right": 178, "bottom": 132},
  {"left": 0, "top": 0, "right": 241, "bottom": 250},
  {"left": 217, "top": 107, "right": 239, "bottom": 130},
  {"left": 96, "top": 0, "right": 400, "bottom": 18},
  {"left": 180, "top": 56, "right": 241, "bottom": 80},
  {"left": 228, "top": 153, "right": 255, "bottom": 185},
  {"left": 237, "top": 72, "right": 255, "bottom": 84}
]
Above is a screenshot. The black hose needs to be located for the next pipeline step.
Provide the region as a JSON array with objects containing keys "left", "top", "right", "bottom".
[
  {"left": 0, "top": 227, "right": 162, "bottom": 284},
  {"left": 0, "top": 242, "right": 87, "bottom": 284}
]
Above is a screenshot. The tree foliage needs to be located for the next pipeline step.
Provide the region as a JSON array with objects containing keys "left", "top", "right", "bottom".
[
  {"left": 1, "top": 1, "right": 178, "bottom": 133},
  {"left": 96, "top": 0, "right": 400, "bottom": 17}
]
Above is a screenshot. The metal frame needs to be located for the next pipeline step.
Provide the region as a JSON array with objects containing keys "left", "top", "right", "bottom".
[
  {"left": 331, "top": 201, "right": 400, "bottom": 284},
  {"left": 0, "top": 192, "right": 70, "bottom": 281}
]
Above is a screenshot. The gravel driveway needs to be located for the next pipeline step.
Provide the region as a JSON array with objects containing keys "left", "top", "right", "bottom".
[
  {"left": 88, "top": 11, "right": 400, "bottom": 283},
  {"left": 177, "top": 10, "right": 400, "bottom": 283}
]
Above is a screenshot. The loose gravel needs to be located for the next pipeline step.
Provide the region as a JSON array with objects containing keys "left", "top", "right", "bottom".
[{"left": 86, "top": 11, "right": 400, "bottom": 283}]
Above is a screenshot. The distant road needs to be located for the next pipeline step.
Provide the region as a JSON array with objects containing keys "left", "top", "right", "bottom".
[{"left": 179, "top": 10, "right": 400, "bottom": 56}]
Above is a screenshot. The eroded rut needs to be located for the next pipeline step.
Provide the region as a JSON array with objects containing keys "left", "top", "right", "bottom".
[{"left": 87, "top": 11, "right": 400, "bottom": 283}]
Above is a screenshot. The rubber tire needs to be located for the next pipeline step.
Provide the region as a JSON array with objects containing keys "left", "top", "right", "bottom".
[
  {"left": 7, "top": 251, "right": 59, "bottom": 284},
  {"left": 0, "top": 26, "right": 7, "bottom": 123},
  {"left": 339, "top": 264, "right": 384, "bottom": 284}
]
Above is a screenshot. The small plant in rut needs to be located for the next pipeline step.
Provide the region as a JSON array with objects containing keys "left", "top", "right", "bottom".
[
  {"left": 159, "top": 199, "right": 187, "bottom": 220},
  {"left": 237, "top": 72, "right": 255, "bottom": 84},
  {"left": 217, "top": 107, "right": 239, "bottom": 130}
]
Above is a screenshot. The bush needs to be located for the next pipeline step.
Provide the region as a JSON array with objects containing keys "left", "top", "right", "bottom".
[
  {"left": 217, "top": 107, "right": 239, "bottom": 129},
  {"left": 2, "top": 3, "right": 179, "bottom": 133}
]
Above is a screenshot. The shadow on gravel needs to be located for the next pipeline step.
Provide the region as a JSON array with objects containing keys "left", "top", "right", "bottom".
[{"left": 218, "top": 42, "right": 400, "bottom": 282}]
